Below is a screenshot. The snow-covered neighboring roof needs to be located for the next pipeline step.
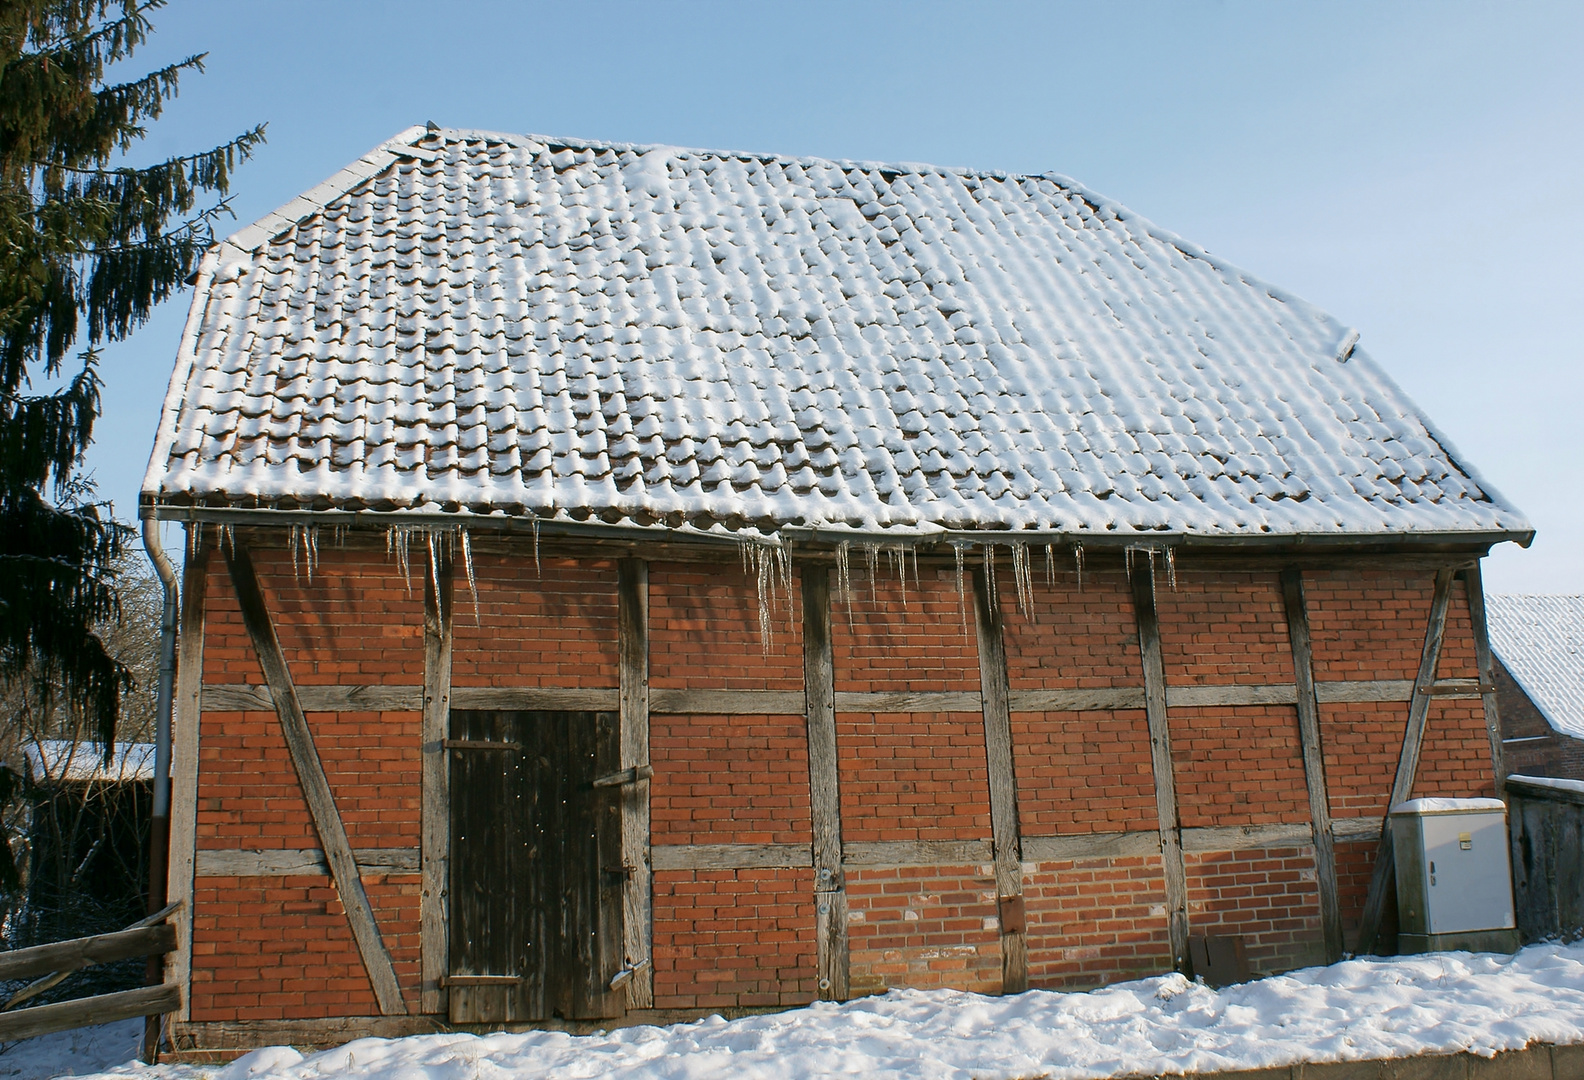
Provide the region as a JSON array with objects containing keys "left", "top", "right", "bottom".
[
  {"left": 21, "top": 740, "right": 155, "bottom": 784},
  {"left": 142, "top": 126, "right": 1530, "bottom": 544},
  {"left": 1487, "top": 595, "right": 1584, "bottom": 739}
]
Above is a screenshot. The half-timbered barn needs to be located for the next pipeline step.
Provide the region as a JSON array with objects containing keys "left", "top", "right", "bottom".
[{"left": 141, "top": 127, "right": 1533, "bottom": 1052}]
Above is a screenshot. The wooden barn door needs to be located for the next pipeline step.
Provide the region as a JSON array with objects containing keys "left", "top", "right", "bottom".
[{"left": 447, "top": 710, "right": 625, "bottom": 1023}]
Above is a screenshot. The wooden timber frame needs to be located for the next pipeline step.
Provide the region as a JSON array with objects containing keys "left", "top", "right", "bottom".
[
  {"left": 166, "top": 529, "right": 209, "bottom": 1022},
  {"left": 1128, "top": 557, "right": 1191, "bottom": 975},
  {"left": 801, "top": 566, "right": 850, "bottom": 1000},
  {"left": 1353, "top": 567, "right": 1457, "bottom": 955},
  {"left": 172, "top": 527, "right": 1515, "bottom": 1032},
  {"left": 617, "top": 559, "right": 654, "bottom": 1008},
  {"left": 1460, "top": 564, "right": 1507, "bottom": 789},
  {"left": 972, "top": 566, "right": 1028, "bottom": 992},
  {"left": 1279, "top": 568, "right": 1345, "bottom": 964},
  {"left": 420, "top": 548, "right": 454, "bottom": 1015},
  {"left": 222, "top": 540, "right": 407, "bottom": 1015}
]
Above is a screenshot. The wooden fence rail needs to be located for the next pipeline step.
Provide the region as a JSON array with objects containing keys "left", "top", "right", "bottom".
[{"left": 0, "top": 902, "right": 182, "bottom": 1043}]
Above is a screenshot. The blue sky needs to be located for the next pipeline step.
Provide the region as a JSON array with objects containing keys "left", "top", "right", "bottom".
[{"left": 99, "top": 1, "right": 1583, "bottom": 591}]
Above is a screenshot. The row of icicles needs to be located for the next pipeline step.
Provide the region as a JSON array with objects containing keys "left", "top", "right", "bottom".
[{"left": 193, "top": 521, "right": 1177, "bottom": 651}]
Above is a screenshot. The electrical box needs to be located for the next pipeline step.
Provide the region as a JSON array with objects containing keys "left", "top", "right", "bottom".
[{"left": 1389, "top": 797, "right": 1518, "bottom": 955}]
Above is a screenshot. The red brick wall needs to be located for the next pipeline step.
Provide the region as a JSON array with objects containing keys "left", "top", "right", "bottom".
[
  {"left": 1002, "top": 568, "right": 1156, "bottom": 836},
  {"left": 193, "top": 549, "right": 424, "bottom": 1022},
  {"left": 188, "top": 540, "right": 1505, "bottom": 1021},
  {"left": 651, "top": 869, "right": 816, "bottom": 1010},
  {"left": 1024, "top": 855, "right": 1172, "bottom": 988},
  {"left": 1185, "top": 848, "right": 1325, "bottom": 974},
  {"left": 846, "top": 865, "right": 1002, "bottom": 995}
]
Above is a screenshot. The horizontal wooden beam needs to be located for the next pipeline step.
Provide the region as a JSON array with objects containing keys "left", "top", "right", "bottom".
[
  {"left": 0, "top": 983, "right": 181, "bottom": 1044},
  {"left": 835, "top": 691, "right": 982, "bottom": 714},
  {"left": 651, "top": 844, "right": 809, "bottom": 871},
  {"left": 649, "top": 688, "right": 806, "bottom": 715},
  {"left": 201, "top": 678, "right": 1477, "bottom": 717},
  {"left": 195, "top": 848, "right": 420, "bottom": 877},
  {"left": 0, "top": 924, "right": 175, "bottom": 983},
  {"left": 641, "top": 824, "right": 1394, "bottom": 873}
]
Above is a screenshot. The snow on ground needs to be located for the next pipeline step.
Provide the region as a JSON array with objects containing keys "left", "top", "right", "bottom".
[
  {"left": 16, "top": 944, "right": 1584, "bottom": 1080},
  {"left": 0, "top": 1019, "right": 142, "bottom": 1080}
]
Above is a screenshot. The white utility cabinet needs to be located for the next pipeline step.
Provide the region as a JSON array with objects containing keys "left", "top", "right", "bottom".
[{"left": 1389, "top": 797, "right": 1518, "bottom": 954}]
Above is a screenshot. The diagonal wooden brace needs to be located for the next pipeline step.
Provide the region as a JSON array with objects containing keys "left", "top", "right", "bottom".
[
  {"left": 224, "top": 541, "right": 408, "bottom": 1016},
  {"left": 1353, "top": 567, "right": 1456, "bottom": 956}
]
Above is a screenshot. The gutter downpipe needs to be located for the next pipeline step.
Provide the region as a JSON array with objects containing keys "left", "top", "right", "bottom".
[{"left": 140, "top": 516, "right": 178, "bottom": 1062}]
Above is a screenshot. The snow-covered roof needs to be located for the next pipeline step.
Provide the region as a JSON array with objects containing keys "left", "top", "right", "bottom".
[
  {"left": 1487, "top": 595, "right": 1584, "bottom": 740},
  {"left": 21, "top": 740, "right": 155, "bottom": 784},
  {"left": 142, "top": 126, "right": 1530, "bottom": 544}
]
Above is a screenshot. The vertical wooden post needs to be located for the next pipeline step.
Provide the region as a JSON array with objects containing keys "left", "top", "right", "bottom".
[
  {"left": 971, "top": 566, "right": 1028, "bottom": 993},
  {"left": 617, "top": 559, "right": 654, "bottom": 1009},
  {"left": 1279, "top": 568, "right": 1344, "bottom": 963},
  {"left": 223, "top": 541, "right": 408, "bottom": 1015},
  {"left": 420, "top": 549, "right": 454, "bottom": 1015},
  {"left": 166, "top": 529, "right": 209, "bottom": 1022},
  {"left": 1129, "top": 561, "right": 1191, "bottom": 975},
  {"left": 801, "top": 566, "right": 849, "bottom": 1000},
  {"left": 1354, "top": 567, "right": 1456, "bottom": 956},
  {"left": 1460, "top": 564, "right": 1506, "bottom": 791}
]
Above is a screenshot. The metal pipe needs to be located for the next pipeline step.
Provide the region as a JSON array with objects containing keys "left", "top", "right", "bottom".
[{"left": 139, "top": 517, "right": 178, "bottom": 1064}]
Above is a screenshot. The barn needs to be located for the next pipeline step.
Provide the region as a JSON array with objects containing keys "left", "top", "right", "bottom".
[{"left": 140, "top": 126, "right": 1533, "bottom": 1051}]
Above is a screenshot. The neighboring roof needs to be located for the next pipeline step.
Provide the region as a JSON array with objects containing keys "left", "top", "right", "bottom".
[
  {"left": 1487, "top": 596, "right": 1584, "bottom": 740},
  {"left": 142, "top": 126, "right": 1530, "bottom": 544},
  {"left": 21, "top": 741, "right": 155, "bottom": 784}
]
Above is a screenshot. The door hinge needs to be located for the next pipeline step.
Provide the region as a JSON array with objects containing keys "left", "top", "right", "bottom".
[
  {"left": 592, "top": 763, "right": 654, "bottom": 788},
  {"left": 609, "top": 957, "right": 652, "bottom": 990}
]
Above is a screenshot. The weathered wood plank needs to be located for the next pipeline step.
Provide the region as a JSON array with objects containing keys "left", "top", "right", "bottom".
[
  {"left": 0, "top": 983, "right": 182, "bottom": 1044},
  {"left": 1008, "top": 687, "right": 1145, "bottom": 712},
  {"left": 168, "top": 534, "right": 208, "bottom": 1022},
  {"left": 201, "top": 678, "right": 1445, "bottom": 716},
  {"left": 1280, "top": 568, "right": 1344, "bottom": 963},
  {"left": 1332, "top": 816, "right": 1387, "bottom": 841},
  {"left": 844, "top": 839, "right": 995, "bottom": 866},
  {"left": 1314, "top": 680, "right": 1416, "bottom": 704},
  {"left": 223, "top": 542, "right": 407, "bottom": 1016},
  {"left": 833, "top": 690, "right": 982, "bottom": 714},
  {"left": 651, "top": 844, "right": 811, "bottom": 871},
  {"left": 1130, "top": 563, "right": 1190, "bottom": 975},
  {"left": 1355, "top": 567, "right": 1456, "bottom": 956},
  {"left": 452, "top": 686, "right": 620, "bottom": 711},
  {"left": 1461, "top": 565, "right": 1506, "bottom": 789},
  {"left": 1181, "top": 823, "right": 1312, "bottom": 853},
  {"left": 649, "top": 688, "right": 805, "bottom": 715},
  {"left": 617, "top": 559, "right": 653, "bottom": 1009},
  {"left": 195, "top": 848, "right": 420, "bottom": 877},
  {"left": 420, "top": 552, "right": 453, "bottom": 1016},
  {"left": 1021, "top": 833, "right": 1156, "bottom": 862},
  {"left": 1168, "top": 684, "right": 1299, "bottom": 708},
  {"left": 972, "top": 567, "right": 1027, "bottom": 994},
  {"left": 0, "top": 925, "right": 175, "bottom": 983},
  {"left": 802, "top": 567, "right": 848, "bottom": 1001}
]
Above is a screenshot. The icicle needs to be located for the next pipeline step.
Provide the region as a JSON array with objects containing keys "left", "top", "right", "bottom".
[
  {"left": 890, "top": 545, "right": 909, "bottom": 609},
  {"left": 532, "top": 517, "right": 541, "bottom": 577},
  {"left": 1011, "top": 541, "right": 1033, "bottom": 618},
  {"left": 738, "top": 539, "right": 777, "bottom": 654},
  {"left": 1165, "top": 546, "right": 1178, "bottom": 591},
  {"left": 863, "top": 542, "right": 880, "bottom": 604},
  {"left": 386, "top": 525, "right": 415, "bottom": 595},
  {"left": 834, "top": 541, "right": 852, "bottom": 624},
  {"left": 1074, "top": 543, "right": 1085, "bottom": 593},
  {"left": 218, "top": 522, "right": 234, "bottom": 558},
  {"left": 981, "top": 543, "right": 998, "bottom": 615},
  {"left": 1124, "top": 545, "right": 1134, "bottom": 580},
  {"left": 1044, "top": 542, "right": 1056, "bottom": 588},
  {"left": 290, "top": 525, "right": 301, "bottom": 579},
  {"left": 775, "top": 545, "right": 793, "bottom": 612},
  {"left": 953, "top": 543, "right": 967, "bottom": 628},
  {"left": 306, "top": 525, "right": 318, "bottom": 582}
]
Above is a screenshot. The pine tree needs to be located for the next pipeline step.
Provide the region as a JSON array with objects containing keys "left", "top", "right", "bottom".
[{"left": 0, "top": 1, "right": 264, "bottom": 747}]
